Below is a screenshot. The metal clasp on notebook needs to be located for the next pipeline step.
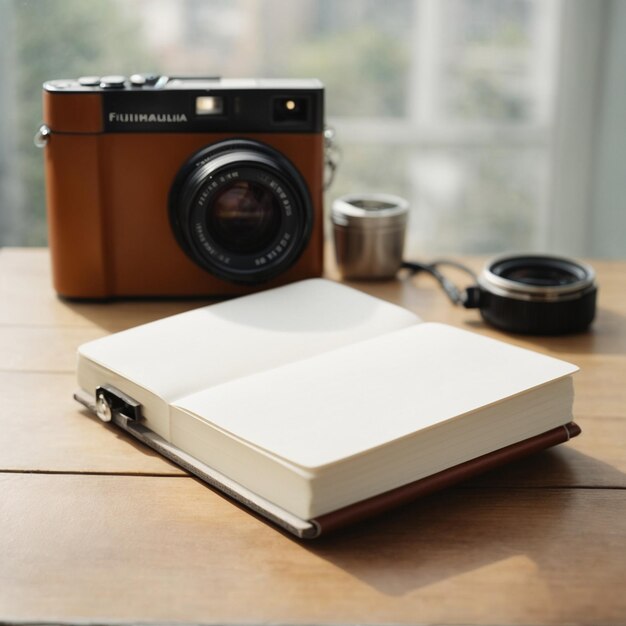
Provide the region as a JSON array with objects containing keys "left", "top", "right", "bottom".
[{"left": 95, "top": 385, "right": 142, "bottom": 424}]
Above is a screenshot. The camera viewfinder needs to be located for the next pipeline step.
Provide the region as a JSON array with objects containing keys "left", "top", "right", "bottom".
[
  {"left": 273, "top": 97, "right": 309, "bottom": 124},
  {"left": 196, "top": 96, "right": 224, "bottom": 115}
]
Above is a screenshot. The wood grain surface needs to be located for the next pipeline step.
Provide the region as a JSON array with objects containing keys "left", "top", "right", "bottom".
[{"left": 1, "top": 247, "right": 625, "bottom": 625}]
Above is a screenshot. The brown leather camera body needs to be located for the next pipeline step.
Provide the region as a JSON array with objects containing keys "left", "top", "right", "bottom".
[{"left": 42, "top": 78, "right": 324, "bottom": 298}]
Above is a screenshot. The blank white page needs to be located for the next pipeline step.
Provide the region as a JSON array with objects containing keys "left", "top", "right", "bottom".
[
  {"left": 175, "top": 323, "right": 578, "bottom": 469},
  {"left": 77, "top": 279, "right": 419, "bottom": 403}
]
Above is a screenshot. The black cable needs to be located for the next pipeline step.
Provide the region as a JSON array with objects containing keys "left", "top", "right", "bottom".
[
  {"left": 428, "top": 259, "right": 477, "bottom": 281},
  {"left": 401, "top": 258, "right": 477, "bottom": 306}
]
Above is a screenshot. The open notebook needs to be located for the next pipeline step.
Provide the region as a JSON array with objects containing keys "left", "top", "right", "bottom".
[{"left": 75, "top": 279, "right": 580, "bottom": 538}]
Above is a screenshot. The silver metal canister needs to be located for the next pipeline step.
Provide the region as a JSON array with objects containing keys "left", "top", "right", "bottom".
[{"left": 331, "top": 193, "right": 409, "bottom": 279}]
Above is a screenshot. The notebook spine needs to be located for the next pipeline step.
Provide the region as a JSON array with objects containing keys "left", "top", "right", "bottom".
[{"left": 312, "top": 422, "right": 581, "bottom": 536}]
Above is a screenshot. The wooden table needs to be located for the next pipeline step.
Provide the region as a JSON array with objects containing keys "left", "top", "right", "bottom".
[{"left": 1, "top": 247, "right": 625, "bottom": 625}]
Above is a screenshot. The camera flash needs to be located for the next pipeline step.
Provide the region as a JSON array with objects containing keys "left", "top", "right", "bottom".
[
  {"left": 285, "top": 100, "right": 296, "bottom": 111},
  {"left": 196, "top": 96, "right": 224, "bottom": 115}
]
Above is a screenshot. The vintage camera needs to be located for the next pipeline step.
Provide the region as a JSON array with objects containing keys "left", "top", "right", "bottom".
[{"left": 39, "top": 75, "right": 325, "bottom": 298}]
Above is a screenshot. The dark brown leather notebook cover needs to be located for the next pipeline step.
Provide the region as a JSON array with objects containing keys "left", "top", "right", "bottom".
[{"left": 311, "top": 422, "right": 581, "bottom": 536}]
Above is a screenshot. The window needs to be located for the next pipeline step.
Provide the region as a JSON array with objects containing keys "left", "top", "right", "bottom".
[{"left": 1, "top": 0, "right": 622, "bottom": 257}]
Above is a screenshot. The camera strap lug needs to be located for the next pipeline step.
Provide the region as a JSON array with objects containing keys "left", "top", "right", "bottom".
[
  {"left": 323, "top": 125, "right": 340, "bottom": 190},
  {"left": 34, "top": 124, "right": 50, "bottom": 148}
]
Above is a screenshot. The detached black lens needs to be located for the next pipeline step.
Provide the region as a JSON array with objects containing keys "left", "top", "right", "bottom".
[
  {"left": 492, "top": 257, "right": 587, "bottom": 287},
  {"left": 476, "top": 254, "right": 597, "bottom": 335}
]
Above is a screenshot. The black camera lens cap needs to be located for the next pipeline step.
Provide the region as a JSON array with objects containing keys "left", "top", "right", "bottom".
[{"left": 474, "top": 254, "right": 597, "bottom": 335}]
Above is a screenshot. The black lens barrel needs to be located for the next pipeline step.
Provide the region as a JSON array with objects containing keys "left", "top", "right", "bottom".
[
  {"left": 169, "top": 139, "right": 313, "bottom": 284},
  {"left": 477, "top": 254, "right": 597, "bottom": 335},
  {"left": 479, "top": 285, "right": 597, "bottom": 334}
]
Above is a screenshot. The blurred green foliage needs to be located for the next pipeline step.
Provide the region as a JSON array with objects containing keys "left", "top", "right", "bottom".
[
  {"left": 287, "top": 27, "right": 409, "bottom": 117},
  {"left": 2, "top": 0, "right": 547, "bottom": 256},
  {"left": 430, "top": 149, "right": 536, "bottom": 254},
  {"left": 11, "top": 0, "right": 153, "bottom": 244}
]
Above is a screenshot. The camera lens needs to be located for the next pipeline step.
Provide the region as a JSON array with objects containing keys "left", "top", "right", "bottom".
[
  {"left": 209, "top": 181, "right": 281, "bottom": 254},
  {"left": 477, "top": 254, "right": 597, "bottom": 335},
  {"left": 491, "top": 257, "right": 586, "bottom": 288},
  {"left": 170, "top": 139, "right": 313, "bottom": 284}
]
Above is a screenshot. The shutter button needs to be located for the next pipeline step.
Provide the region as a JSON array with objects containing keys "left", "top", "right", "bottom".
[
  {"left": 100, "top": 75, "right": 127, "bottom": 89},
  {"left": 78, "top": 76, "right": 101, "bottom": 87},
  {"left": 142, "top": 73, "right": 160, "bottom": 85}
]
